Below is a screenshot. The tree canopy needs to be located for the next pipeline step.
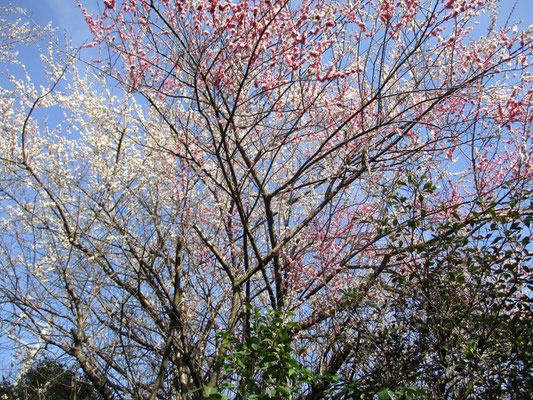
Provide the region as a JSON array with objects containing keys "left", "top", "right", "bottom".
[
  {"left": 0, "top": 1, "right": 532, "bottom": 399},
  {"left": 0, "top": 358, "right": 100, "bottom": 400}
]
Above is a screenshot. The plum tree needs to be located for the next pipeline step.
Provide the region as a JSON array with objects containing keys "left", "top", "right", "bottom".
[{"left": 0, "top": 0, "right": 531, "bottom": 398}]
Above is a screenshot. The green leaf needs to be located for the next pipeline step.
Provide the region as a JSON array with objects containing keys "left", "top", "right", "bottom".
[
  {"left": 377, "top": 389, "right": 396, "bottom": 400},
  {"left": 201, "top": 386, "right": 227, "bottom": 399},
  {"left": 278, "top": 385, "right": 292, "bottom": 395},
  {"left": 403, "top": 386, "right": 427, "bottom": 395}
]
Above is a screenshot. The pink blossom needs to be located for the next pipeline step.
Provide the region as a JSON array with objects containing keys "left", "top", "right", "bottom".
[
  {"left": 103, "top": 0, "right": 115, "bottom": 9},
  {"left": 444, "top": 0, "right": 456, "bottom": 9},
  {"left": 379, "top": 0, "right": 395, "bottom": 23}
]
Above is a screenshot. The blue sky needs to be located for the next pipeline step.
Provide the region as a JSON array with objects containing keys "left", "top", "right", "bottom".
[{"left": 16, "top": 0, "right": 97, "bottom": 46}]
